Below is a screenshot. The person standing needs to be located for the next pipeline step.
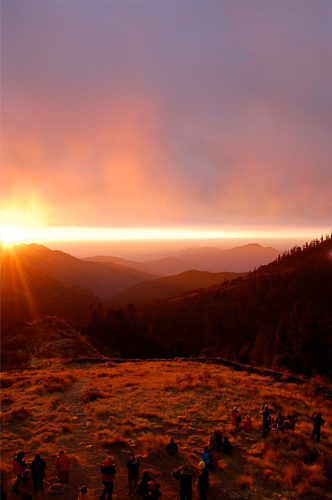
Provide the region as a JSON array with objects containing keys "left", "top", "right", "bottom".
[
  {"left": 13, "top": 452, "right": 26, "bottom": 478},
  {"left": 29, "top": 453, "right": 46, "bottom": 492},
  {"left": 100, "top": 458, "right": 116, "bottom": 500},
  {"left": 126, "top": 455, "right": 140, "bottom": 495},
  {"left": 260, "top": 405, "right": 271, "bottom": 438},
  {"left": 274, "top": 412, "right": 285, "bottom": 434},
  {"left": 173, "top": 465, "right": 193, "bottom": 500},
  {"left": 229, "top": 407, "right": 241, "bottom": 428},
  {"left": 311, "top": 412, "right": 324, "bottom": 443},
  {"left": 55, "top": 450, "right": 71, "bottom": 484},
  {"left": 197, "top": 462, "right": 209, "bottom": 500},
  {"left": 166, "top": 437, "right": 178, "bottom": 456}
]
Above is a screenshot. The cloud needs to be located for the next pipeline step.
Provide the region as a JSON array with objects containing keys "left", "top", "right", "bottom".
[{"left": 1, "top": 1, "right": 332, "bottom": 230}]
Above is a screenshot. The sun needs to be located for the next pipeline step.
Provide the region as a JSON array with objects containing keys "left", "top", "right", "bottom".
[{"left": 0, "top": 225, "right": 27, "bottom": 247}]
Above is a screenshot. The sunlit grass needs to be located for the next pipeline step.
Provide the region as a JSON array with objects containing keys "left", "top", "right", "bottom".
[{"left": 1, "top": 361, "right": 331, "bottom": 500}]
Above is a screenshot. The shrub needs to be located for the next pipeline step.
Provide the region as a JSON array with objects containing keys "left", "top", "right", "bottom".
[
  {"left": 138, "top": 432, "right": 165, "bottom": 453},
  {"left": 238, "top": 474, "right": 253, "bottom": 489},
  {"left": 2, "top": 406, "right": 32, "bottom": 423},
  {"left": 81, "top": 389, "right": 106, "bottom": 402}
]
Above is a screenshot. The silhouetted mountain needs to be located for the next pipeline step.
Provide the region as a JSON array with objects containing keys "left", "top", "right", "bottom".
[
  {"left": 82, "top": 255, "right": 156, "bottom": 275},
  {"left": 1, "top": 248, "right": 103, "bottom": 324},
  {"left": 83, "top": 243, "right": 281, "bottom": 276},
  {"left": 138, "top": 256, "right": 206, "bottom": 276},
  {"left": 177, "top": 243, "right": 281, "bottom": 272},
  {"left": 109, "top": 270, "right": 246, "bottom": 306},
  {"left": 82, "top": 235, "right": 332, "bottom": 377},
  {"left": 1, "top": 244, "right": 157, "bottom": 300}
]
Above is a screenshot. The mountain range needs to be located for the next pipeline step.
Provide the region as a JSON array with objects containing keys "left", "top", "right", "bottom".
[
  {"left": 1, "top": 235, "right": 332, "bottom": 378},
  {"left": 83, "top": 243, "right": 281, "bottom": 275},
  {"left": 1, "top": 242, "right": 278, "bottom": 324}
]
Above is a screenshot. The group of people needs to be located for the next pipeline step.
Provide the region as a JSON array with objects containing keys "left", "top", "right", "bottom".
[
  {"left": 229, "top": 404, "right": 324, "bottom": 442},
  {"left": 11, "top": 450, "right": 71, "bottom": 500},
  {"left": 99, "top": 452, "right": 209, "bottom": 500},
  {"left": 9, "top": 407, "right": 325, "bottom": 500}
]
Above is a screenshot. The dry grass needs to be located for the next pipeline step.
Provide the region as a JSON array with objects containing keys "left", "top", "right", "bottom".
[{"left": 1, "top": 360, "right": 332, "bottom": 500}]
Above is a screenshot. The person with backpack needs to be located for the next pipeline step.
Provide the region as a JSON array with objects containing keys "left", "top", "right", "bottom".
[
  {"left": 126, "top": 455, "right": 140, "bottom": 495},
  {"left": 229, "top": 407, "right": 241, "bottom": 428},
  {"left": 197, "top": 462, "right": 209, "bottom": 500},
  {"left": 55, "top": 450, "right": 71, "bottom": 484},
  {"left": 135, "top": 469, "right": 152, "bottom": 499},
  {"left": 100, "top": 458, "right": 116, "bottom": 500},
  {"left": 173, "top": 465, "right": 193, "bottom": 500},
  {"left": 29, "top": 453, "right": 46, "bottom": 492},
  {"left": 17, "top": 470, "right": 33, "bottom": 500},
  {"left": 311, "top": 412, "right": 324, "bottom": 443},
  {"left": 13, "top": 452, "right": 25, "bottom": 478},
  {"left": 274, "top": 412, "right": 285, "bottom": 434},
  {"left": 260, "top": 405, "right": 271, "bottom": 437}
]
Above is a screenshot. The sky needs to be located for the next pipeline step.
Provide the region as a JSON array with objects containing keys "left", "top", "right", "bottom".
[{"left": 1, "top": 1, "right": 332, "bottom": 256}]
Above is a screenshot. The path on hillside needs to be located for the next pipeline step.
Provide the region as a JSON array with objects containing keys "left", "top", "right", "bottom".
[{"left": 53, "top": 376, "right": 132, "bottom": 500}]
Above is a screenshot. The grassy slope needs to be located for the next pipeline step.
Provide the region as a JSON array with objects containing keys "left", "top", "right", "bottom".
[{"left": 1, "top": 361, "right": 331, "bottom": 500}]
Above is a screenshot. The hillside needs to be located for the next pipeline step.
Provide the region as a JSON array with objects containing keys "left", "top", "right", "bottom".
[
  {"left": 109, "top": 270, "right": 247, "bottom": 306},
  {"left": 82, "top": 236, "right": 332, "bottom": 377},
  {"left": 1, "top": 360, "right": 332, "bottom": 500},
  {"left": 0, "top": 244, "right": 157, "bottom": 301},
  {"left": 1, "top": 317, "right": 104, "bottom": 369},
  {"left": 0, "top": 252, "right": 103, "bottom": 325}
]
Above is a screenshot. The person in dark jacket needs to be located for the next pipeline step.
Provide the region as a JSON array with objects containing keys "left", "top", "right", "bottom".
[
  {"left": 147, "top": 480, "right": 162, "bottom": 498},
  {"left": 222, "top": 437, "right": 232, "bottom": 455},
  {"left": 197, "top": 462, "right": 208, "bottom": 500},
  {"left": 100, "top": 458, "right": 116, "bottom": 500},
  {"left": 260, "top": 405, "right": 271, "bottom": 438},
  {"left": 173, "top": 465, "right": 192, "bottom": 500},
  {"left": 166, "top": 437, "right": 178, "bottom": 456},
  {"left": 135, "top": 469, "right": 152, "bottom": 499},
  {"left": 311, "top": 412, "right": 324, "bottom": 443},
  {"left": 13, "top": 452, "right": 26, "bottom": 478},
  {"left": 126, "top": 455, "right": 140, "bottom": 495},
  {"left": 285, "top": 414, "right": 296, "bottom": 431},
  {"left": 213, "top": 430, "right": 222, "bottom": 449},
  {"left": 29, "top": 453, "right": 46, "bottom": 492},
  {"left": 274, "top": 412, "right": 285, "bottom": 434}
]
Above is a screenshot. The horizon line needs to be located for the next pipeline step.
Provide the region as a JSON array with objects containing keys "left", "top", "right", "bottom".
[{"left": 1, "top": 224, "right": 331, "bottom": 247}]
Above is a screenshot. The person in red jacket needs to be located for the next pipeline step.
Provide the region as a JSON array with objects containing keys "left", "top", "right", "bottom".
[
  {"left": 13, "top": 452, "right": 26, "bottom": 478},
  {"left": 229, "top": 407, "right": 241, "bottom": 428},
  {"left": 209, "top": 449, "right": 221, "bottom": 469},
  {"left": 17, "top": 470, "right": 33, "bottom": 500},
  {"left": 100, "top": 458, "right": 116, "bottom": 500},
  {"left": 55, "top": 451, "right": 71, "bottom": 484}
]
